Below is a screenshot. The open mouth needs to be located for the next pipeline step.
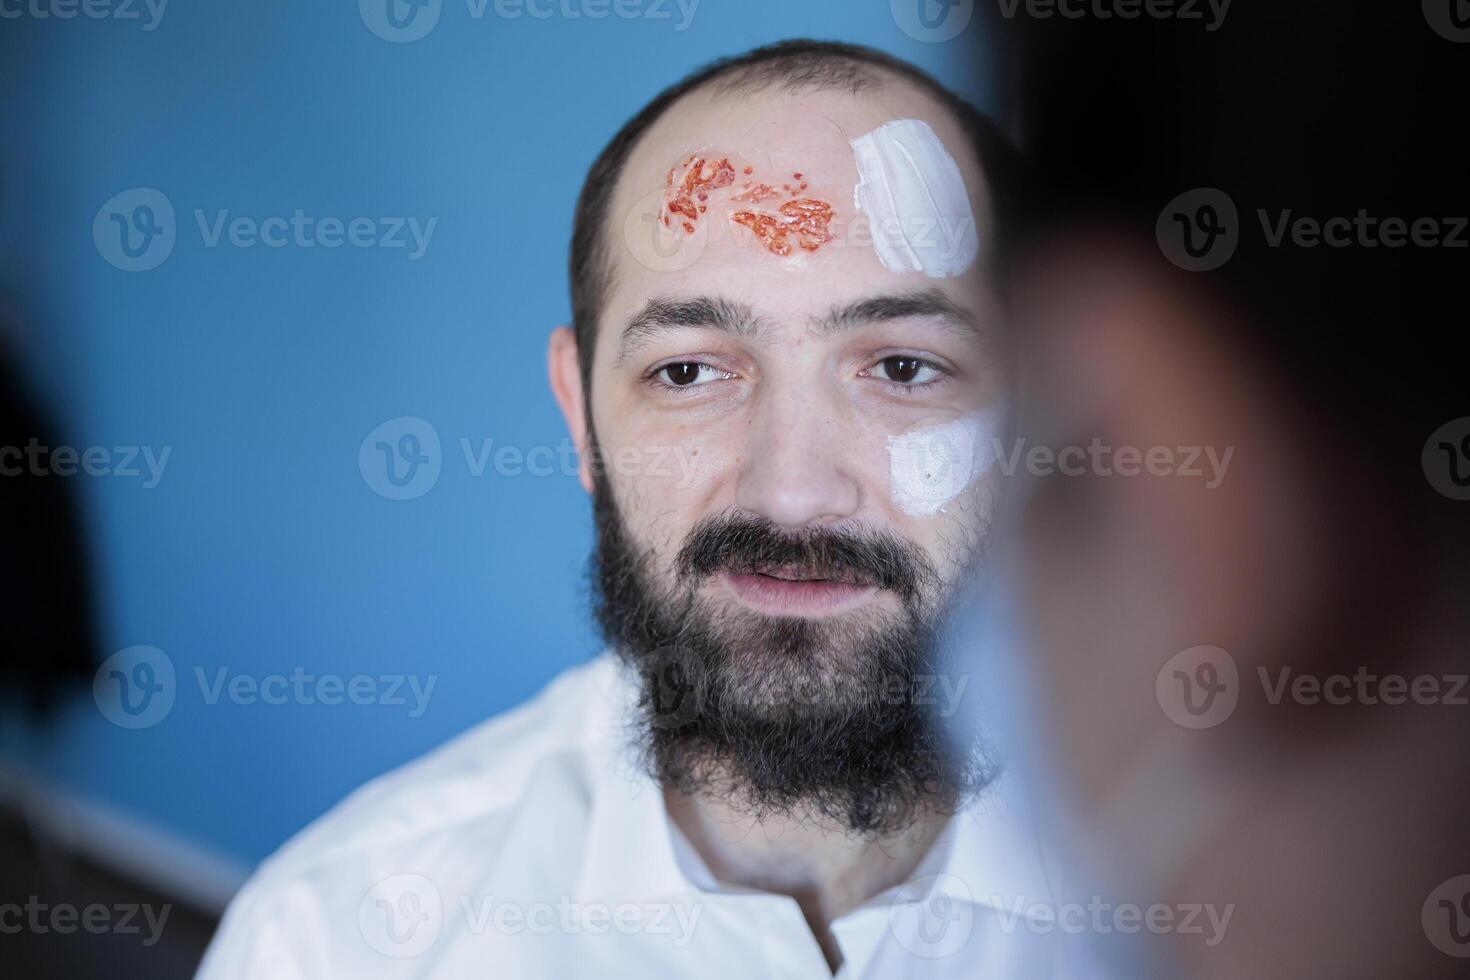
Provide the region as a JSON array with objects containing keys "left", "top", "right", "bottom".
[{"left": 720, "top": 564, "right": 879, "bottom": 615}]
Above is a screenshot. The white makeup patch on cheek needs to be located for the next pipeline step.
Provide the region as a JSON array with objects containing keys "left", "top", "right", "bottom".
[
  {"left": 888, "top": 408, "right": 1002, "bottom": 517},
  {"left": 849, "top": 118, "right": 980, "bottom": 278}
]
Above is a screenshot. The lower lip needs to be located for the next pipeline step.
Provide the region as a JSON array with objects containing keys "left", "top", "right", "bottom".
[{"left": 721, "top": 572, "right": 877, "bottom": 615}]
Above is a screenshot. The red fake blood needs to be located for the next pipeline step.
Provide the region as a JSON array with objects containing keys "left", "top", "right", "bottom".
[
  {"left": 731, "top": 198, "right": 835, "bottom": 256},
  {"left": 661, "top": 154, "right": 836, "bottom": 257},
  {"left": 731, "top": 182, "right": 781, "bottom": 203},
  {"left": 662, "top": 155, "right": 736, "bottom": 234}
]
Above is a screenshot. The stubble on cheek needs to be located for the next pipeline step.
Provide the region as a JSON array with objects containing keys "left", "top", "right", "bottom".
[{"left": 897, "top": 476, "right": 999, "bottom": 607}]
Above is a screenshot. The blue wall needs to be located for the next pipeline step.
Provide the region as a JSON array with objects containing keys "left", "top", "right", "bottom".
[{"left": 0, "top": 0, "right": 988, "bottom": 868}]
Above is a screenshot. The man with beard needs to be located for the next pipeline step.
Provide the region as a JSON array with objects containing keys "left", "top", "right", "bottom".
[{"left": 200, "top": 40, "right": 1079, "bottom": 978}]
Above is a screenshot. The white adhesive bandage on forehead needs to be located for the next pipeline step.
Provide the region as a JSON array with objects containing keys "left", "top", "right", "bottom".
[
  {"left": 849, "top": 118, "right": 980, "bottom": 278},
  {"left": 888, "top": 407, "right": 1002, "bottom": 517}
]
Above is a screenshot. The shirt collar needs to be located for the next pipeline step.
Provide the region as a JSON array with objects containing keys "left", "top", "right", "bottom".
[{"left": 574, "top": 654, "right": 1059, "bottom": 916}]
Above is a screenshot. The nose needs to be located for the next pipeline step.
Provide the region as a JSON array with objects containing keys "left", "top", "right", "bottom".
[{"left": 734, "top": 383, "right": 862, "bottom": 529}]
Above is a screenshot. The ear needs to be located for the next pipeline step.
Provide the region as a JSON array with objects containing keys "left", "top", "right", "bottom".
[{"left": 547, "top": 325, "right": 594, "bottom": 493}]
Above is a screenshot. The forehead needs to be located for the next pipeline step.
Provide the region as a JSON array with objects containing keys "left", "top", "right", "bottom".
[{"left": 600, "top": 77, "right": 997, "bottom": 342}]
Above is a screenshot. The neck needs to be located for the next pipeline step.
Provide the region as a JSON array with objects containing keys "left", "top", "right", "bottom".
[{"left": 664, "top": 783, "right": 951, "bottom": 972}]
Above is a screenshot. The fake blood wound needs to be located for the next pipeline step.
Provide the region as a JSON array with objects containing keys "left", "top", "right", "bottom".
[
  {"left": 663, "top": 155, "right": 736, "bottom": 233},
  {"left": 731, "top": 182, "right": 781, "bottom": 203},
  {"left": 660, "top": 155, "right": 834, "bottom": 257},
  {"left": 731, "top": 198, "right": 834, "bottom": 255}
]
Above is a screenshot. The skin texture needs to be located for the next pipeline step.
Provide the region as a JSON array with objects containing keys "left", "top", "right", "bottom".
[{"left": 547, "top": 77, "right": 1003, "bottom": 971}]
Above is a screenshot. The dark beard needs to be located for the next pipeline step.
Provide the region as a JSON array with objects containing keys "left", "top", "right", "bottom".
[{"left": 590, "top": 471, "right": 994, "bottom": 837}]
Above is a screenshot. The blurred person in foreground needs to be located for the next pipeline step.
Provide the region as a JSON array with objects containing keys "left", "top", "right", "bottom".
[
  {"left": 198, "top": 40, "right": 1097, "bottom": 978},
  {"left": 986, "top": 3, "right": 1469, "bottom": 978}
]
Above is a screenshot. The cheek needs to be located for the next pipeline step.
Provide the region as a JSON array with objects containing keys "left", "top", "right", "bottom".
[
  {"left": 595, "top": 409, "right": 740, "bottom": 554},
  {"left": 880, "top": 409, "right": 1003, "bottom": 520},
  {"left": 890, "top": 473, "right": 999, "bottom": 577}
]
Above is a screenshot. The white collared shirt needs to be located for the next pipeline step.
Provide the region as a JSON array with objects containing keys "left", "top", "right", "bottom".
[{"left": 197, "top": 654, "right": 1099, "bottom": 979}]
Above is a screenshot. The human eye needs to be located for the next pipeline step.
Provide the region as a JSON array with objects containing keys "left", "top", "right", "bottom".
[
  {"left": 860, "top": 354, "right": 951, "bottom": 390},
  {"left": 647, "top": 359, "right": 736, "bottom": 391}
]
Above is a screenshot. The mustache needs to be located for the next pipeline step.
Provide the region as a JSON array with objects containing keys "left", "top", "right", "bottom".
[{"left": 676, "top": 511, "right": 937, "bottom": 606}]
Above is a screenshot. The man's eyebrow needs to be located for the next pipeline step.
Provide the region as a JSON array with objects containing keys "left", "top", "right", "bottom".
[
  {"left": 815, "top": 289, "right": 986, "bottom": 345},
  {"left": 617, "top": 296, "right": 768, "bottom": 363}
]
